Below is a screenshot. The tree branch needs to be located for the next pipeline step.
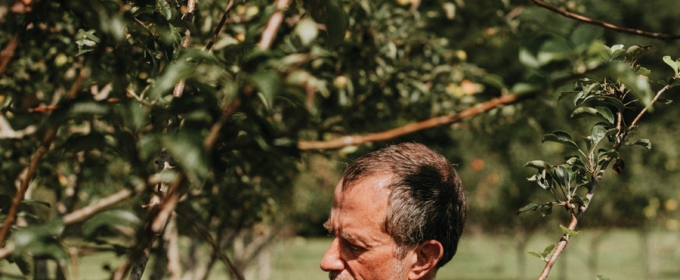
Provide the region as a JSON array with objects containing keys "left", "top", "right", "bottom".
[
  {"left": 297, "top": 65, "right": 607, "bottom": 151},
  {"left": 530, "top": 0, "right": 680, "bottom": 40},
  {"left": 204, "top": 0, "right": 236, "bottom": 52},
  {"left": 0, "top": 126, "right": 57, "bottom": 246},
  {"left": 0, "top": 33, "right": 21, "bottom": 76},
  {"left": 258, "top": 0, "right": 291, "bottom": 50},
  {"left": 204, "top": 85, "right": 253, "bottom": 150}
]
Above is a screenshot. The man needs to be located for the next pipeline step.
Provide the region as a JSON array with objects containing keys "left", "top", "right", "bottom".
[{"left": 321, "top": 143, "right": 467, "bottom": 280}]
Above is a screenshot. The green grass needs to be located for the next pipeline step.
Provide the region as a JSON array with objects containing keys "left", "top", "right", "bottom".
[
  {"left": 272, "top": 229, "right": 680, "bottom": 280},
  {"left": 2, "top": 229, "right": 680, "bottom": 279}
]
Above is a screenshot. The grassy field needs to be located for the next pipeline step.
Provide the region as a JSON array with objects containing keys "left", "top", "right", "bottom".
[
  {"left": 2, "top": 229, "right": 680, "bottom": 279},
  {"left": 273, "top": 229, "right": 680, "bottom": 280}
]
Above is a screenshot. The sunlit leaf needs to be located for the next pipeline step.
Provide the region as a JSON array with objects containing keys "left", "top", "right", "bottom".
[
  {"left": 663, "top": 55, "right": 678, "bottom": 76},
  {"left": 295, "top": 18, "right": 319, "bottom": 46}
]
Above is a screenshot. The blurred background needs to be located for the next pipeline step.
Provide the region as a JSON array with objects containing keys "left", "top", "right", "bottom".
[{"left": 1, "top": 0, "right": 680, "bottom": 279}]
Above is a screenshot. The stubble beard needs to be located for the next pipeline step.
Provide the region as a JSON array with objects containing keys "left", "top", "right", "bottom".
[{"left": 328, "top": 259, "right": 406, "bottom": 280}]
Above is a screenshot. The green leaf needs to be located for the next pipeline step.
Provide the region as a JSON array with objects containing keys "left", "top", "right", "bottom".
[
  {"left": 571, "top": 106, "right": 598, "bottom": 119},
  {"left": 541, "top": 243, "right": 556, "bottom": 257},
  {"left": 597, "top": 148, "right": 619, "bottom": 159},
  {"left": 481, "top": 74, "right": 507, "bottom": 90},
  {"left": 631, "top": 139, "right": 652, "bottom": 150},
  {"left": 309, "top": 0, "right": 348, "bottom": 47},
  {"left": 597, "top": 275, "right": 611, "bottom": 280},
  {"left": 542, "top": 131, "right": 580, "bottom": 150},
  {"left": 250, "top": 70, "right": 282, "bottom": 106},
  {"left": 558, "top": 91, "right": 579, "bottom": 101},
  {"left": 582, "top": 95, "right": 625, "bottom": 113},
  {"left": 559, "top": 224, "right": 582, "bottom": 237},
  {"left": 12, "top": 219, "right": 67, "bottom": 260},
  {"left": 82, "top": 210, "right": 142, "bottom": 238},
  {"left": 609, "top": 62, "right": 653, "bottom": 107},
  {"left": 519, "top": 48, "right": 540, "bottom": 68},
  {"left": 518, "top": 203, "right": 542, "bottom": 214},
  {"left": 20, "top": 200, "right": 51, "bottom": 208},
  {"left": 635, "top": 66, "right": 651, "bottom": 76},
  {"left": 554, "top": 165, "right": 570, "bottom": 188},
  {"left": 570, "top": 25, "right": 602, "bottom": 49},
  {"left": 527, "top": 251, "right": 543, "bottom": 260},
  {"left": 524, "top": 160, "right": 550, "bottom": 170},
  {"left": 591, "top": 123, "right": 607, "bottom": 146},
  {"left": 149, "top": 61, "right": 194, "bottom": 99},
  {"left": 663, "top": 55, "right": 679, "bottom": 76},
  {"left": 595, "top": 107, "right": 614, "bottom": 124},
  {"left": 161, "top": 133, "right": 209, "bottom": 182}
]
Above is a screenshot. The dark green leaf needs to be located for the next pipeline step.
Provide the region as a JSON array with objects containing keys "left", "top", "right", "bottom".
[
  {"left": 570, "top": 25, "right": 601, "bottom": 49},
  {"left": 524, "top": 160, "right": 550, "bottom": 170},
  {"left": 518, "top": 203, "right": 542, "bottom": 214},
  {"left": 582, "top": 95, "right": 625, "bottom": 113},
  {"left": 250, "top": 70, "right": 282, "bottom": 106},
  {"left": 309, "top": 0, "right": 348, "bottom": 47},
  {"left": 20, "top": 200, "right": 51, "bottom": 208},
  {"left": 82, "top": 210, "right": 142, "bottom": 238},
  {"left": 542, "top": 131, "right": 579, "bottom": 150},
  {"left": 558, "top": 91, "right": 579, "bottom": 101},
  {"left": 161, "top": 133, "right": 209, "bottom": 182},
  {"left": 595, "top": 107, "right": 614, "bottom": 124}
]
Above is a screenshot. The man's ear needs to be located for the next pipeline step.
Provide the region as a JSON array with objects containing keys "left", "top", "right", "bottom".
[{"left": 407, "top": 240, "right": 443, "bottom": 279}]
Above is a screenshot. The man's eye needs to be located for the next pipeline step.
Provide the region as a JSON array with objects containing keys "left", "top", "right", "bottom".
[{"left": 347, "top": 243, "right": 363, "bottom": 253}]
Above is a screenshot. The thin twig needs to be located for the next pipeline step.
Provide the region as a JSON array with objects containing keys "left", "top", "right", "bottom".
[
  {"left": 204, "top": 0, "right": 236, "bottom": 51},
  {"left": 530, "top": 0, "right": 680, "bottom": 40},
  {"left": 172, "top": 0, "right": 197, "bottom": 98},
  {"left": 628, "top": 80, "right": 674, "bottom": 129},
  {"left": 258, "top": 0, "right": 292, "bottom": 50},
  {"left": 0, "top": 33, "right": 21, "bottom": 76}
]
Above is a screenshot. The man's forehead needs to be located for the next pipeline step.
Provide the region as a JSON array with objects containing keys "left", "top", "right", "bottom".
[{"left": 327, "top": 173, "right": 393, "bottom": 232}]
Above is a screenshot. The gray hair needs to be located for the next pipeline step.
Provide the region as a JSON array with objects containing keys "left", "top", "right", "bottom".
[{"left": 341, "top": 143, "right": 467, "bottom": 267}]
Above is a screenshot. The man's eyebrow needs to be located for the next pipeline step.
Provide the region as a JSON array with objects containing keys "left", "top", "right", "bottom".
[{"left": 323, "top": 221, "right": 357, "bottom": 241}]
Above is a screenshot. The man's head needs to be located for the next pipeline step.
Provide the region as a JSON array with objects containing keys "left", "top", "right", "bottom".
[{"left": 321, "top": 143, "right": 467, "bottom": 280}]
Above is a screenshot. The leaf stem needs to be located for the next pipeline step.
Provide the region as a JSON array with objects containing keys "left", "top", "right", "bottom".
[{"left": 628, "top": 79, "right": 674, "bottom": 130}]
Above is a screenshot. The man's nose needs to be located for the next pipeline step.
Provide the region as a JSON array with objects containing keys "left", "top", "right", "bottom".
[{"left": 320, "top": 237, "right": 345, "bottom": 272}]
